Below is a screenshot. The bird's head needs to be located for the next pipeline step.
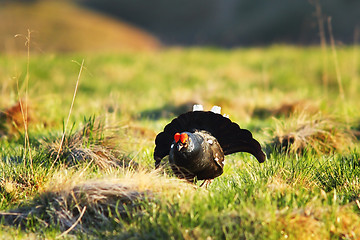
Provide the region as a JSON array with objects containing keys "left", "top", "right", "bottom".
[{"left": 174, "top": 132, "right": 190, "bottom": 151}]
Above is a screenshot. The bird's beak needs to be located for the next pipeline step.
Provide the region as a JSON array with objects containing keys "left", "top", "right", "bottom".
[{"left": 177, "top": 144, "right": 183, "bottom": 151}]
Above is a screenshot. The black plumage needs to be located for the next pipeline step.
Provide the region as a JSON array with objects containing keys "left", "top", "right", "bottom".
[{"left": 154, "top": 110, "right": 265, "bottom": 183}]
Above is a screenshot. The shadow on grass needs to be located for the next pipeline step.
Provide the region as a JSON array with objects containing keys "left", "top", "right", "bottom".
[
  {"left": 137, "top": 102, "right": 196, "bottom": 120},
  {"left": 252, "top": 101, "right": 318, "bottom": 120}
]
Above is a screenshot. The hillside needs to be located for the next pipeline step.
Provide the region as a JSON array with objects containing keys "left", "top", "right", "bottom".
[
  {"left": 0, "top": 0, "right": 160, "bottom": 53},
  {"left": 81, "top": 0, "right": 360, "bottom": 46}
]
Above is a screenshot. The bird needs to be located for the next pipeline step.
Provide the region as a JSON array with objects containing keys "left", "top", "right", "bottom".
[{"left": 154, "top": 105, "right": 266, "bottom": 186}]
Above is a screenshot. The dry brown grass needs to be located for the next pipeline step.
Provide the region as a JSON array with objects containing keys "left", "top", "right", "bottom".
[
  {"left": 278, "top": 214, "right": 326, "bottom": 240},
  {"left": 1, "top": 181, "right": 149, "bottom": 232},
  {"left": 44, "top": 117, "right": 135, "bottom": 169},
  {"left": 329, "top": 206, "right": 360, "bottom": 239},
  {"left": 0, "top": 170, "right": 195, "bottom": 233},
  {"left": 276, "top": 202, "right": 360, "bottom": 240},
  {"left": 267, "top": 174, "right": 317, "bottom": 194},
  {"left": 267, "top": 112, "right": 354, "bottom": 155},
  {"left": 0, "top": 100, "right": 33, "bottom": 137},
  {"left": 123, "top": 124, "right": 157, "bottom": 141}
]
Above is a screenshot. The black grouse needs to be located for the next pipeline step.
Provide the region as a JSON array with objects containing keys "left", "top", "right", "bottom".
[{"left": 154, "top": 105, "right": 266, "bottom": 185}]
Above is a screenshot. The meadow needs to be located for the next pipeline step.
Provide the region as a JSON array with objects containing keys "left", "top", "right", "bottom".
[{"left": 0, "top": 45, "right": 360, "bottom": 239}]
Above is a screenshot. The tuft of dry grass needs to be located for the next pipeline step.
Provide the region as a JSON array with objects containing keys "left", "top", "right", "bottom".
[
  {"left": 0, "top": 181, "right": 149, "bottom": 232},
  {"left": 267, "top": 113, "right": 354, "bottom": 155},
  {"left": 0, "top": 170, "right": 195, "bottom": 234},
  {"left": 0, "top": 100, "right": 33, "bottom": 137},
  {"left": 43, "top": 117, "right": 135, "bottom": 169}
]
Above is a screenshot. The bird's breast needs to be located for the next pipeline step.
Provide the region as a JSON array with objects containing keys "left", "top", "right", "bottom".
[{"left": 169, "top": 132, "right": 225, "bottom": 180}]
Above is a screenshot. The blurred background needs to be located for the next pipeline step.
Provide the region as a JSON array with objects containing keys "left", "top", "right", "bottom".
[{"left": 0, "top": 0, "right": 359, "bottom": 53}]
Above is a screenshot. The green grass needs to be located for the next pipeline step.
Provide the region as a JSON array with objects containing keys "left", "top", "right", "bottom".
[{"left": 0, "top": 46, "right": 360, "bottom": 239}]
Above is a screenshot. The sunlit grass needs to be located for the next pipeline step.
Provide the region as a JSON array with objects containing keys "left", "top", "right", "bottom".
[{"left": 0, "top": 46, "right": 360, "bottom": 239}]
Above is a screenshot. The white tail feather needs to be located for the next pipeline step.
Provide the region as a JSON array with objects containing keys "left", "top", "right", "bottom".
[
  {"left": 211, "top": 106, "right": 221, "bottom": 114},
  {"left": 193, "top": 104, "right": 204, "bottom": 111}
]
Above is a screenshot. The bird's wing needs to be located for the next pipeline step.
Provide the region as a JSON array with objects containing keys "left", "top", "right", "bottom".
[{"left": 197, "top": 131, "right": 225, "bottom": 169}]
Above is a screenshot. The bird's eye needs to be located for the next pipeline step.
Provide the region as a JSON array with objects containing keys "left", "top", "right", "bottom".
[
  {"left": 180, "top": 133, "right": 188, "bottom": 143},
  {"left": 174, "top": 133, "right": 180, "bottom": 142}
]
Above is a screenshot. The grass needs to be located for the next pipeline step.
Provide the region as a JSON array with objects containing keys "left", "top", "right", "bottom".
[
  {"left": 0, "top": 45, "right": 360, "bottom": 239},
  {"left": 267, "top": 112, "right": 354, "bottom": 155}
]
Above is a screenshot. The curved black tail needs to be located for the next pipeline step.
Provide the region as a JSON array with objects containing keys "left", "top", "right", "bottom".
[{"left": 154, "top": 111, "right": 266, "bottom": 167}]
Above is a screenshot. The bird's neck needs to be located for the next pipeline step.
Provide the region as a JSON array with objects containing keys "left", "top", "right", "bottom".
[{"left": 176, "top": 134, "right": 202, "bottom": 160}]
